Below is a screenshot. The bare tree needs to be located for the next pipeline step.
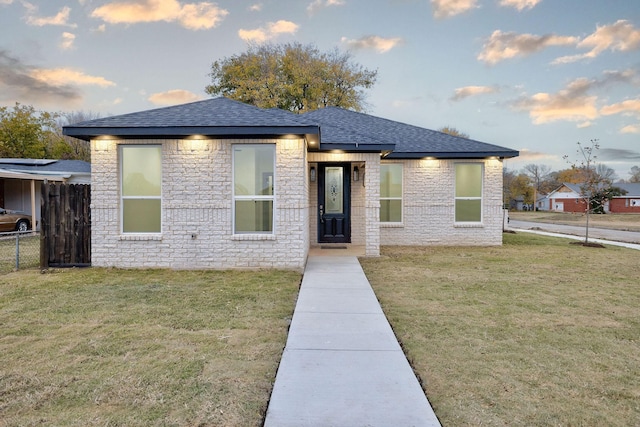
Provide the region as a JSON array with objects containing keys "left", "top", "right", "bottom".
[
  {"left": 628, "top": 166, "right": 640, "bottom": 183},
  {"left": 522, "top": 164, "right": 551, "bottom": 211}
]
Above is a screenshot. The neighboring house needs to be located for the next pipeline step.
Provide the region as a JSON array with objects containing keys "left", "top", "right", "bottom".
[
  {"left": 609, "top": 182, "right": 640, "bottom": 213},
  {"left": 547, "top": 183, "right": 585, "bottom": 213},
  {"left": 536, "top": 193, "right": 549, "bottom": 211},
  {"left": 64, "top": 97, "right": 518, "bottom": 270},
  {"left": 0, "top": 159, "right": 91, "bottom": 231}
]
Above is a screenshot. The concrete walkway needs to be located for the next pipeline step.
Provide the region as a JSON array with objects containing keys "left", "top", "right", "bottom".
[{"left": 264, "top": 255, "right": 441, "bottom": 427}]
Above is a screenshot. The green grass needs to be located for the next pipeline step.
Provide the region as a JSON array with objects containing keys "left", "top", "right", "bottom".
[
  {"left": 360, "top": 233, "right": 640, "bottom": 426},
  {"left": 0, "top": 268, "right": 301, "bottom": 426},
  {"left": 0, "top": 233, "right": 40, "bottom": 274}
]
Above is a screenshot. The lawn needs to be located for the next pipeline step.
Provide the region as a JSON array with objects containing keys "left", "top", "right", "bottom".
[
  {"left": 0, "top": 268, "right": 301, "bottom": 427},
  {"left": 360, "top": 233, "right": 640, "bottom": 426},
  {"left": 510, "top": 211, "right": 640, "bottom": 232}
]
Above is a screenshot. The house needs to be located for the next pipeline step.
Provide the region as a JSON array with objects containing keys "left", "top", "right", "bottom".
[
  {"left": 0, "top": 159, "right": 91, "bottom": 231},
  {"left": 547, "top": 183, "right": 586, "bottom": 213},
  {"left": 63, "top": 97, "right": 518, "bottom": 270},
  {"left": 609, "top": 183, "right": 640, "bottom": 213}
]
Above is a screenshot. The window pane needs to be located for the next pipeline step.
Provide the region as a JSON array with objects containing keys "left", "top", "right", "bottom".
[
  {"left": 122, "top": 146, "right": 162, "bottom": 197},
  {"left": 325, "top": 166, "right": 343, "bottom": 214},
  {"left": 235, "top": 200, "right": 273, "bottom": 232},
  {"left": 234, "top": 145, "right": 274, "bottom": 196},
  {"left": 381, "top": 200, "right": 402, "bottom": 222},
  {"left": 456, "top": 164, "right": 482, "bottom": 197},
  {"left": 455, "top": 199, "right": 481, "bottom": 222},
  {"left": 381, "top": 164, "right": 402, "bottom": 198},
  {"left": 123, "top": 199, "right": 161, "bottom": 233}
]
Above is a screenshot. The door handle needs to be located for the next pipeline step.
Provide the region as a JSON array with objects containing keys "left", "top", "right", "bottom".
[{"left": 319, "top": 204, "right": 324, "bottom": 223}]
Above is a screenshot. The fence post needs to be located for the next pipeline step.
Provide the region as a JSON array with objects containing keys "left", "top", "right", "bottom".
[{"left": 15, "top": 233, "right": 19, "bottom": 270}]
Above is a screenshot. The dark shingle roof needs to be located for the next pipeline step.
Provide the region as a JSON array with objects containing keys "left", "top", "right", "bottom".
[
  {"left": 303, "top": 107, "right": 518, "bottom": 158},
  {"left": 64, "top": 97, "right": 320, "bottom": 140},
  {"left": 64, "top": 97, "right": 518, "bottom": 159}
]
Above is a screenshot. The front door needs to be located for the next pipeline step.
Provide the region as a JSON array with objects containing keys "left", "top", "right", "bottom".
[{"left": 318, "top": 163, "right": 351, "bottom": 243}]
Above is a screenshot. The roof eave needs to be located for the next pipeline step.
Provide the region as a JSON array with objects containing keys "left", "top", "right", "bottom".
[
  {"left": 317, "top": 142, "right": 396, "bottom": 152},
  {"left": 63, "top": 125, "right": 320, "bottom": 141},
  {"left": 385, "top": 150, "right": 519, "bottom": 159}
]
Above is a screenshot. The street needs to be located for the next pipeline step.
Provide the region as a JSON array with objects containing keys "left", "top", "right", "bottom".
[{"left": 508, "top": 220, "right": 640, "bottom": 244}]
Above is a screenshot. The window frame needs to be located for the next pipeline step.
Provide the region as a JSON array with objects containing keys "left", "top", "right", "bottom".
[
  {"left": 380, "top": 163, "right": 403, "bottom": 224},
  {"left": 454, "top": 162, "right": 483, "bottom": 224},
  {"left": 232, "top": 143, "right": 276, "bottom": 235},
  {"left": 119, "top": 144, "right": 163, "bottom": 234}
]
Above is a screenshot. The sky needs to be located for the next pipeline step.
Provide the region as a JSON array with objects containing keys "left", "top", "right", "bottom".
[{"left": 1, "top": 0, "right": 639, "bottom": 180}]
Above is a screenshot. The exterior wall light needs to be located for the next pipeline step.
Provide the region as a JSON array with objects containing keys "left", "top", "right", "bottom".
[
  {"left": 353, "top": 166, "right": 359, "bottom": 182},
  {"left": 310, "top": 166, "right": 316, "bottom": 182}
]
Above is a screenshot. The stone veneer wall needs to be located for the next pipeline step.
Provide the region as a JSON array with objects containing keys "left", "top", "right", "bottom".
[
  {"left": 307, "top": 152, "right": 380, "bottom": 256},
  {"left": 380, "top": 158, "right": 504, "bottom": 246},
  {"left": 91, "top": 138, "right": 309, "bottom": 270}
]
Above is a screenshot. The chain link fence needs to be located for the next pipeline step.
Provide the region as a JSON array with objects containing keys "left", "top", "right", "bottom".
[{"left": 0, "top": 232, "right": 40, "bottom": 274}]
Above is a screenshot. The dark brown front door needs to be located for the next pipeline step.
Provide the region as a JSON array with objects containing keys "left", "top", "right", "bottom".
[{"left": 318, "top": 163, "right": 351, "bottom": 243}]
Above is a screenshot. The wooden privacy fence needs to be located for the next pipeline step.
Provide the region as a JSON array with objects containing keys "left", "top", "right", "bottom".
[{"left": 40, "top": 183, "right": 91, "bottom": 268}]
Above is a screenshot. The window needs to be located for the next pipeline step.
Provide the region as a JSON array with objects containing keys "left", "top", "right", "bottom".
[
  {"left": 121, "top": 145, "right": 162, "bottom": 233},
  {"left": 233, "top": 144, "right": 275, "bottom": 233},
  {"left": 380, "top": 163, "right": 402, "bottom": 222},
  {"left": 455, "top": 163, "right": 483, "bottom": 222}
]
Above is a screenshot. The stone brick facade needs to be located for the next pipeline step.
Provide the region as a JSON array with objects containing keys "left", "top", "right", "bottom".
[
  {"left": 91, "top": 138, "right": 309, "bottom": 271},
  {"left": 380, "top": 158, "right": 505, "bottom": 246},
  {"left": 91, "top": 139, "right": 505, "bottom": 270}
]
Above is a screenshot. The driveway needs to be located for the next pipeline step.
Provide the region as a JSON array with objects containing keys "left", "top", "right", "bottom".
[{"left": 508, "top": 220, "right": 640, "bottom": 244}]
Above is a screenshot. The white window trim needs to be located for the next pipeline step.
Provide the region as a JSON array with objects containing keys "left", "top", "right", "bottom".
[
  {"left": 232, "top": 143, "right": 276, "bottom": 235},
  {"left": 119, "top": 144, "right": 163, "bottom": 235},
  {"left": 454, "top": 162, "right": 483, "bottom": 225},
  {"left": 380, "top": 163, "right": 403, "bottom": 224}
]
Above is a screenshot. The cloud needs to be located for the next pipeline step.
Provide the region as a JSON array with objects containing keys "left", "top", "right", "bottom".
[
  {"left": 451, "top": 85, "right": 499, "bottom": 101},
  {"left": 248, "top": 3, "right": 262, "bottom": 12},
  {"left": 148, "top": 89, "right": 203, "bottom": 105},
  {"left": 599, "top": 148, "right": 640, "bottom": 160},
  {"left": 601, "top": 99, "right": 640, "bottom": 116},
  {"left": 0, "top": 50, "right": 83, "bottom": 106},
  {"left": 340, "top": 35, "right": 403, "bottom": 53},
  {"left": 478, "top": 30, "right": 577, "bottom": 65},
  {"left": 431, "top": 0, "right": 478, "bottom": 19},
  {"left": 29, "top": 68, "right": 116, "bottom": 88},
  {"left": 577, "top": 121, "right": 592, "bottom": 128},
  {"left": 620, "top": 124, "right": 640, "bottom": 134},
  {"left": 1, "top": 0, "right": 14, "bottom": 5},
  {"left": 554, "top": 20, "right": 640, "bottom": 64},
  {"left": 238, "top": 20, "right": 299, "bottom": 43},
  {"left": 498, "top": 0, "right": 541, "bottom": 11},
  {"left": 91, "top": 0, "right": 228, "bottom": 30},
  {"left": 513, "top": 148, "right": 556, "bottom": 162},
  {"left": 23, "top": 3, "right": 77, "bottom": 28},
  {"left": 307, "top": 0, "right": 344, "bottom": 15},
  {"left": 60, "top": 32, "right": 76, "bottom": 50},
  {"left": 512, "top": 77, "right": 599, "bottom": 124}
]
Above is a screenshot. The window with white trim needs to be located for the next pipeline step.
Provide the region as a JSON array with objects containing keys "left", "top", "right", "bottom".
[
  {"left": 455, "top": 163, "right": 483, "bottom": 223},
  {"left": 380, "top": 163, "right": 403, "bottom": 222},
  {"left": 120, "top": 145, "right": 162, "bottom": 233},
  {"left": 233, "top": 144, "right": 275, "bottom": 233}
]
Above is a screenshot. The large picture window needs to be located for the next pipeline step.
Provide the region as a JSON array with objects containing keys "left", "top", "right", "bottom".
[
  {"left": 233, "top": 144, "right": 275, "bottom": 233},
  {"left": 455, "top": 163, "right": 483, "bottom": 223},
  {"left": 380, "top": 163, "right": 403, "bottom": 222},
  {"left": 121, "top": 145, "right": 162, "bottom": 233}
]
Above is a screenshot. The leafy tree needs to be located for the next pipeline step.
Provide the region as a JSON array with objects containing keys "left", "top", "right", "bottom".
[
  {"left": 628, "top": 166, "right": 640, "bottom": 183},
  {"left": 206, "top": 42, "right": 377, "bottom": 113},
  {"left": 0, "top": 103, "right": 58, "bottom": 158},
  {"left": 438, "top": 126, "right": 469, "bottom": 138},
  {"left": 553, "top": 168, "right": 584, "bottom": 184}
]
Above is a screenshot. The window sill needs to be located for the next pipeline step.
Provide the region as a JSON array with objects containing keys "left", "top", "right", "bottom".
[
  {"left": 381, "top": 222, "right": 404, "bottom": 228},
  {"left": 454, "top": 222, "right": 484, "bottom": 228},
  {"left": 232, "top": 234, "right": 276, "bottom": 241},
  {"left": 119, "top": 234, "right": 163, "bottom": 241}
]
